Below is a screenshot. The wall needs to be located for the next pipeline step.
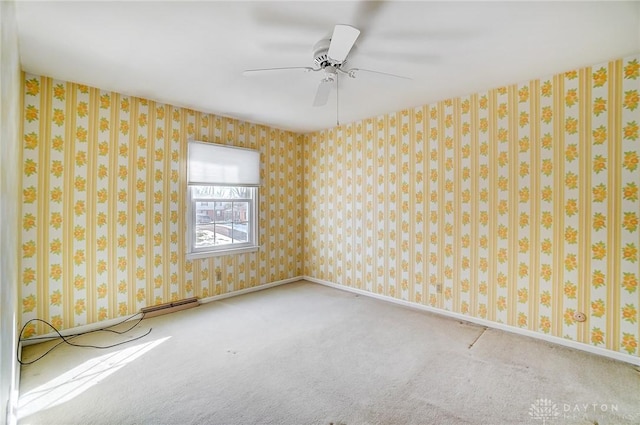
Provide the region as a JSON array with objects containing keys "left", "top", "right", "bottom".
[
  {"left": 20, "top": 74, "right": 303, "bottom": 337},
  {"left": 304, "top": 54, "right": 640, "bottom": 360},
  {"left": 18, "top": 54, "right": 640, "bottom": 361},
  {"left": 1, "top": 1, "right": 22, "bottom": 423}
]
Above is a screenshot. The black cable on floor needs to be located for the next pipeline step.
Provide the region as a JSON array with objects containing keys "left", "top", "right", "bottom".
[{"left": 17, "top": 312, "right": 152, "bottom": 365}]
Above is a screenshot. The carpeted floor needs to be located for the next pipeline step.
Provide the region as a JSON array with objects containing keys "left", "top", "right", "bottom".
[{"left": 18, "top": 281, "right": 640, "bottom": 425}]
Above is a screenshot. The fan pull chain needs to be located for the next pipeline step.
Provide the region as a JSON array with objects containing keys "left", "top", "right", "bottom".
[{"left": 336, "top": 72, "right": 340, "bottom": 126}]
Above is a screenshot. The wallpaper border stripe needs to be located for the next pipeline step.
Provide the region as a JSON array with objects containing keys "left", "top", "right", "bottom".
[
  {"left": 470, "top": 95, "right": 478, "bottom": 318},
  {"left": 578, "top": 67, "right": 590, "bottom": 345},
  {"left": 530, "top": 79, "right": 540, "bottom": 333},
  {"left": 304, "top": 276, "right": 640, "bottom": 366},
  {"left": 87, "top": 86, "right": 98, "bottom": 324}
]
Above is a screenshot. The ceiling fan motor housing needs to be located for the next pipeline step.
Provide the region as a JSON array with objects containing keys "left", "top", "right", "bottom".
[{"left": 313, "top": 38, "right": 346, "bottom": 68}]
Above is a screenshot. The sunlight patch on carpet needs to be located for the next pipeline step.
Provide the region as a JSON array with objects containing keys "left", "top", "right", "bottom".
[{"left": 18, "top": 336, "right": 170, "bottom": 419}]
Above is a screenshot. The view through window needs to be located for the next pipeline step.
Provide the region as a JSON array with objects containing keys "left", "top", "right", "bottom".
[{"left": 191, "top": 185, "right": 256, "bottom": 253}]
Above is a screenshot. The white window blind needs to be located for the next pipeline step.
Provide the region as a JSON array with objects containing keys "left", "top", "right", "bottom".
[{"left": 187, "top": 141, "right": 260, "bottom": 186}]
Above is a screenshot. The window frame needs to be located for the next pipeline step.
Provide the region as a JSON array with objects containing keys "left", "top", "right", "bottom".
[{"left": 186, "top": 141, "right": 261, "bottom": 260}]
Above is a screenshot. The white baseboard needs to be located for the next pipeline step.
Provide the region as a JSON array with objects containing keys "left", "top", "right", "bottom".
[
  {"left": 20, "top": 277, "right": 300, "bottom": 347},
  {"left": 303, "top": 276, "right": 640, "bottom": 367},
  {"left": 7, "top": 387, "right": 19, "bottom": 425},
  {"left": 8, "top": 337, "right": 20, "bottom": 425},
  {"left": 198, "top": 276, "right": 300, "bottom": 304}
]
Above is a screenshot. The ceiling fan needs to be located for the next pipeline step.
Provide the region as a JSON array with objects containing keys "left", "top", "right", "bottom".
[{"left": 243, "top": 24, "right": 410, "bottom": 112}]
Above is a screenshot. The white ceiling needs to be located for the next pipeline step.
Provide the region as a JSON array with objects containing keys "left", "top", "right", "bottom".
[{"left": 15, "top": 1, "right": 640, "bottom": 133}]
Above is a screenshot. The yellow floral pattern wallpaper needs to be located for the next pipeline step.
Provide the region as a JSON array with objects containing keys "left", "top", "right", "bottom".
[
  {"left": 20, "top": 54, "right": 640, "bottom": 360},
  {"left": 303, "top": 54, "right": 640, "bottom": 358},
  {"left": 20, "top": 74, "right": 303, "bottom": 337}
]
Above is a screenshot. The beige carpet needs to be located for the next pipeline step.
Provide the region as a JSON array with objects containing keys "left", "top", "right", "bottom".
[{"left": 18, "top": 281, "right": 640, "bottom": 425}]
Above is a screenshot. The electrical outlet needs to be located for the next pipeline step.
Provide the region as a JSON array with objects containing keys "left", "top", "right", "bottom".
[
  {"left": 573, "top": 311, "right": 587, "bottom": 322},
  {"left": 216, "top": 270, "right": 222, "bottom": 281}
]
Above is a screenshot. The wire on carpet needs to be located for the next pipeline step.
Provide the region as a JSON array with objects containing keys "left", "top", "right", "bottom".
[{"left": 17, "top": 312, "right": 152, "bottom": 365}]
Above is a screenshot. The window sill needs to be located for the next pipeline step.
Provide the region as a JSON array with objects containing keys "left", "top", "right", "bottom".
[{"left": 186, "top": 245, "right": 259, "bottom": 260}]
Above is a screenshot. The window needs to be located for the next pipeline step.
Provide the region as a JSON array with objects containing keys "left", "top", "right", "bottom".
[{"left": 187, "top": 141, "right": 260, "bottom": 259}]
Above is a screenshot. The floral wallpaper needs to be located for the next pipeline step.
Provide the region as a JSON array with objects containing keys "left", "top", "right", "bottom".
[
  {"left": 20, "top": 54, "right": 640, "bottom": 360},
  {"left": 20, "top": 74, "right": 303, "bottom": 337},
  {"left": 303, "top": 54, "right": 640, "bottom": 358}
]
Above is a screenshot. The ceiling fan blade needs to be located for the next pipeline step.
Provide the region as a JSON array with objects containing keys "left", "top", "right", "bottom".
[
  {"left": 369, "top": 29, "right": 479, "bottom": 42},
  {"left": 312, "top": 79, "right": 333, "bottom": 107},
  {"left": 327, "top": 24, "right": 360, "bottom": 63},
  {"left": 356, "top": 50, "right": 440, "bottom": 64},
  {"left": 257, "top": 41, "right": 310, "bottom": 52},
  {"left": 251, "top": 6, "right": 328, "bottom": 34},
  {"left": 242, "top": 66, "right": 318, "bottom": 76},
  {"left": 348, "top": 68, "right": 412, "bottom": 80}
]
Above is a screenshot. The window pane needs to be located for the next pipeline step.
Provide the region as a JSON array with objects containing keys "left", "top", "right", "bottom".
[{"left": 191, "top": 186, "right": 255, "bottom": 254}]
